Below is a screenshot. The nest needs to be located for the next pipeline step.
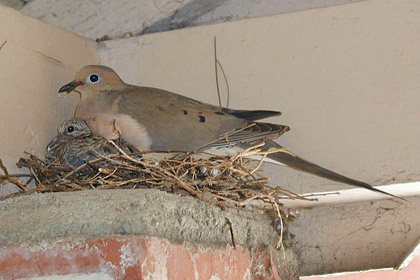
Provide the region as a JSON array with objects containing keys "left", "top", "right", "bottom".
[{"left": 1, "top": 142, "right": 308, "bottom": 248}]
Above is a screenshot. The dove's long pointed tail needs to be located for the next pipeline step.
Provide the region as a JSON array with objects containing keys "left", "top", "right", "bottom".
[{"left": 264, "top": 141, "right": 402, "bottom": 200}]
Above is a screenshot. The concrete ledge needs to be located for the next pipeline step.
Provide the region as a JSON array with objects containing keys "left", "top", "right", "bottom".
[
  {"left": 290, "top": 196, "right": 420, "bottom": 275},
  {"left": 0, "top": 189, "right": 278, "bottom": 249}
]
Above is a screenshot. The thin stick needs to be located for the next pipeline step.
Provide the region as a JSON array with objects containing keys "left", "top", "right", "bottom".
[
  {"left": 0, "top": 158, "right": 9, "bottom": 176},
  {"left": 214, "top": 37, "right": 222, "bottom": 107},
  {"left": 216, "top": 59, "right": 230, "bottom": 108},
  {"left": 0, "top": 41, "right": 7, "bottom": 51},
  {"left": 225, "top": 218, "right": 236, "bottom": 249}
]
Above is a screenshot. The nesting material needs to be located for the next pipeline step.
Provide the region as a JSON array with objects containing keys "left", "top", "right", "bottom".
[{"left": 1, "top": 142, "right": 308, "bottom": 248}]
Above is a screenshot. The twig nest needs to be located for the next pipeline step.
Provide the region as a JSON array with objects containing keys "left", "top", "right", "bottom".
[{"left": 6, "top": 144, "right": 309, "bottom": 248}]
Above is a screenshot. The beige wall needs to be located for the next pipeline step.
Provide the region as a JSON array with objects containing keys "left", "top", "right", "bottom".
[
  {"left": 100, "top": 0, "right": 420, "bottom": 194},
  {"left": 0, "top": 5, "right": 98, "bottom": 177}
]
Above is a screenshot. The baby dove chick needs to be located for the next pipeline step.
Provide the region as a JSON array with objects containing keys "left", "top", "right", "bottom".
[{"left": 47, "top": 118, "right": 138, "bottom": 167}]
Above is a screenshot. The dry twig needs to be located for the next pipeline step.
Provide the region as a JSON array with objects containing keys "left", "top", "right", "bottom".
[
  {"left": 0, "top": 40, "right": 7, "bottom": 51},
  {"left": 213, "top": 37, "right": 230, "bottom": 108}
]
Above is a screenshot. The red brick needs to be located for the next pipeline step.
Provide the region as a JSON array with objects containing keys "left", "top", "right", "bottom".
[
  {"left": 0, "top": 236, "right": 281, "bottom": 280},
  {"left": 167, "top": 244, "right": 196, "bottom": 280}
]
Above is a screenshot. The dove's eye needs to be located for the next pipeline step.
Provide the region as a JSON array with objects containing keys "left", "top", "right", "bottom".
[
  {"left": 87, "top": 73, "right": 101, "bottom": 84},
  {"left": 67, "top": 126, "right": 75, "bottom": 133}
]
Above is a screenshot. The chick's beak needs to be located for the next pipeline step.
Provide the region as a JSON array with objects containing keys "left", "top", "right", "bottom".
[
  {"left": 58, "top": 81, "right": 83, "bottom": 93},
  {"left": 46, "top": 135, "right": 60, "bottom": 157}
]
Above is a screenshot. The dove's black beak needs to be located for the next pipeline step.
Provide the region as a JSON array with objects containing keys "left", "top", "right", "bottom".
[{"left": 58, "top": 81, "right": 83, "bottom": 93}]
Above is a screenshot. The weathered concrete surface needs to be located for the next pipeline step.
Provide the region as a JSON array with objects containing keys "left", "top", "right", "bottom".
[
  {"left": 0, "top": 189, "right": 279, "bottom": 249},
  {"left": 308, "top": 253, "right": 420, "bottom": 279},
  {"left": 187, "top": 0, "right": 364, "bottom": 35},
  {"left": 20, "top": 0, "right": 201, "bottom": 40},
  {"left": 0, "top": 0, "right": 24, "bottom": 9},
  {"left": 289, "top": 196, "right": 420, "bottom": 276},
  {"left": 19, "top": 0, "right": 360, "bottom": 40}
]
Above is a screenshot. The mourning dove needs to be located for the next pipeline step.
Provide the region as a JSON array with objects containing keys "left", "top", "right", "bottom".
[
  {"left": 58, "top": 65, "right": 398, "bottom": 198},
  {"left": 47, "top": 118, "right": 138, "bottom": 167}
]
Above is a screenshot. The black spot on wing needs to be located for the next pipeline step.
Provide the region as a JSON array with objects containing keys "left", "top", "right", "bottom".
[
  {"left": 215, "top": 111, "right": 224, "bottom": 115},
  {"left": 182, "top": 110, "right": 188, "bottom": 115},
  {"left": 198, "top": 115, "right": 206, "bottom": 122}
]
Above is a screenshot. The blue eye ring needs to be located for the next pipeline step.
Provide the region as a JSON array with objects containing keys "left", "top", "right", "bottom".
[{"left": 87, "top": 73, "right": 101, "bottom": 84}]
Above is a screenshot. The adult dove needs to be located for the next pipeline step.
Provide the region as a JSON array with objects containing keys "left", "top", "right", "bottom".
[
  {"left": 47, "top": 118, "right": 138, "bottom": 167},
  {"left": 58, "top": 65, "right": 398, "bottom": 198}
]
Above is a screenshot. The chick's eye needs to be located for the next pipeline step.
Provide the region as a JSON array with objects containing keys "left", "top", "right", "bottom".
[
  {"left": 87, "top": 73, "right": 100, "bottom": 84},
  {"left": 67, "top": 126, "right": 75, "bottom": 133}
]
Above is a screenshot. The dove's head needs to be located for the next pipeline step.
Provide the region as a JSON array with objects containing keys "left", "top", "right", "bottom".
[
  {"left": 58, "top": 65, "right": 126, "bottom": 97},
  {"left": 57, "top": 119, "right": 92, "bottom": 138}
]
